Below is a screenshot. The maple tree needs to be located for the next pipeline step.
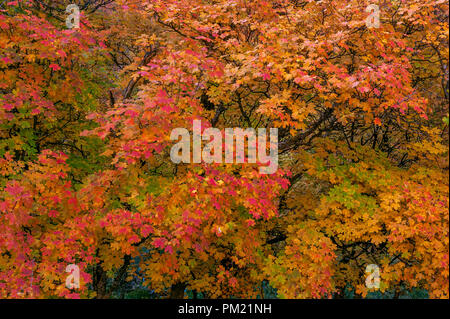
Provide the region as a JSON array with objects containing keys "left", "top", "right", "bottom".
[{"left": 0, "top": 0, "right": 448, "bottom": 299}]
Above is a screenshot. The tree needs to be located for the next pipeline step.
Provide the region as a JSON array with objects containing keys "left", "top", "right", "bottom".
[{"left": 1, "top": 0, "right": 448, "bottom": 299}]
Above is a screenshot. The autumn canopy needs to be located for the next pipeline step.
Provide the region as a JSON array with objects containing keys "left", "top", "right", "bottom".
[{"left": 0, "top": 0, "right": 448, "bottom": 299}]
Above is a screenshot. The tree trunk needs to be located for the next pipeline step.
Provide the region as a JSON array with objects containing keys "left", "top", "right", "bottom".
[
  {"left": 169, "top": 282, "right": 187, "bottom": 299},
  {"left": 94, "top": 264, "right": 109, "bottom": 299}
]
